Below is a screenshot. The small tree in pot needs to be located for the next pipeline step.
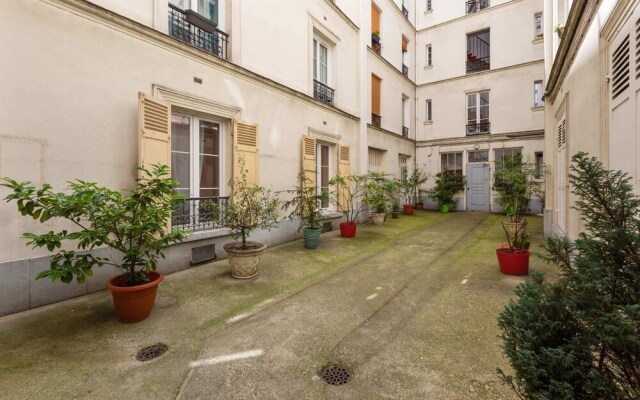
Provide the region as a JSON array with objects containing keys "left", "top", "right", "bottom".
[
  {"left": 281, "top": 172, "right": 327, "bottom": 250},
  {"left": 328, "top": 174, "right": 368, "bottom": 238},
  {"left": 364, "top": 172, "right": 394, "bottom": 226},
  {"left": 212, "top": 156, "right": 280, "bottom": 279},
  {"left": 427, "top": 171, "right": 466, "bottom": 213},
  {"left": 1, "top": 164, "right": 186, "bottom": 323}
]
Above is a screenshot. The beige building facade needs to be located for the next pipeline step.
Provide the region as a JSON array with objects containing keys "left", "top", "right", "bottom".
[{"left": 1, "top": 0, "right": 545, "bottom": 315}]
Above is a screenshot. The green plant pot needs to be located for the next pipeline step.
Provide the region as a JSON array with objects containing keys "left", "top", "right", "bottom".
[
  {"left": 303, "top": 227, "right": 321, "bottom": 249},
  {"left": 439, "top": 204, "right": 450, "bottom": 213}
]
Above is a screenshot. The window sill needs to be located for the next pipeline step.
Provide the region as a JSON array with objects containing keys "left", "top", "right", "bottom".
[
  {"left": 424, "top": 65, "right": 433, "bottom": 70},
  {"left": 532, "top": 38, "right": 544, "bottom": 44},
  {"left": 424, "top": 120, "right": 433, "bottom": 125},
  {"left": 321, "top": 211, "right": 343, "bottom": 219},
  {"left": 183, "top": 228, "right": 232, "bottom": 243},
  {"left": 531, "top": 106, "right": 544, "bottom": 111}
]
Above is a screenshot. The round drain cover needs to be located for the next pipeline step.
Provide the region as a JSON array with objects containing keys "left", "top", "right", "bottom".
[
  {"left": 321, "top": 365, "right": 351, "bottom": 386},
  {"left": 135, "top": 343, "right": 168, "bottom": 362}
]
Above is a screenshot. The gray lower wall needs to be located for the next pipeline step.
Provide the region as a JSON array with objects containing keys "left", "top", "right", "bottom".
[{"left": 0, "top": 216, "right": 343, "bottom": 317}]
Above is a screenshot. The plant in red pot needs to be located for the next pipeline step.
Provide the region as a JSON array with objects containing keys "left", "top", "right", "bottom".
[
  {"left": 329, "top": 174, "right": 368, "bottom": 238},
  {"left": 1, "top": 165, "right": 187, "bottom": 323},
  {"left": 497, "top": 219, "right": 531, "bottom": 275}
]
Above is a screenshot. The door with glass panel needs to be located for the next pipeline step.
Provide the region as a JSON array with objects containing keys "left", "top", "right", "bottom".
[
  {"left": 170, "top": 114, "right": 222, "bottom": 230},
  {"left": 466, "top": 151, "right": 490, "bottom": 211}
]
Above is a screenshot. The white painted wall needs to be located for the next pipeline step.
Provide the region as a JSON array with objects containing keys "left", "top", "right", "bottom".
[{"left": 416, "top": 0, "right": 514, "bottom": 30}]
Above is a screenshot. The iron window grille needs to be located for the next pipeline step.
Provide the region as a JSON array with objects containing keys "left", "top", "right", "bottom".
[
  {"left": 168, "top": 3, "right": 229, "bottom": 60},
  {"left": 372, "top": 113, "right": 382, "bottom": 127},
  {"left": 466, "top": 0, "right": 490, "bottom": 14},
  {"left": 313, "top": 80, "right": 335, "bottom": 106},
  {"left": 172, "top": 196, "right": 229, "bottom": 232}
]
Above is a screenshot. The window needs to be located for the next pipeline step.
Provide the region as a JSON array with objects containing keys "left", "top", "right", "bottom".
[
  {"left": 468, "top": 150, "right": 489, "bottom": 163},
  {"left": 371, "top": 4, "right": 381, "bottom": 54},
  {"left": 466, "top": 0, "right": 489, "bottom": 14},
  {"left": 534, "top": 13, "right": 543, "bottom": 39},
  {"left": 402, "top": 36, "right": 409, "bottom": 77},
  {"left": 441, "top": 152, "right": 463, "bottom": 175},
  {"left": 170, "top": 0, "right": 218, "bottom": 24},
  {"left": 399, "top": 155, "right": 409, "bottom": 181},
  {"left": 426, "top": 0, "right": 432, "bottom": 11},
  {"left": 369, "top": 148, "right": 384, "bottom": 168},
  {"left": 171, "top": 114, "right": 222, "bottom": 198},
  {"left": 466, "top": 30, "right": 490, "bottom": 74},
  {"left": 402, "top": 95, "right": 409, "bottom": 136},
  {"left": 535, "top": 152, "right": 544, "bottom": 178},
  {"left": 494, "top": 148, "right": 522, "bottom": 169},
  {"left": 313, "top": 35, "right": 335, "bottom": 105},
  {"left": 318, "top": 143, "right": 332, "bottom": 208},
  {"left": 426, "top": 99, "right": 432, "bottom": 122},
  {"left": 371, "top": 74, "right": 382, "bottom": 127},
  {"left": 467, "top": 91, "right": 490, "bottom": 135},
  {"left": 534, "top": 80, "right": 544, "bottom": 107},
  {"left": 426, "top": 44, "right": 432, "bottom": 66}
]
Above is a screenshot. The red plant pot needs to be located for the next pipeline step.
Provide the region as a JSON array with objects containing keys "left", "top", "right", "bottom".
[
  {"left": 339, "top": 222, "right": 357, "bottom": 238},
  {"left": 403, "top": 204, "right": 415, "bottom": 215},
  {"left": 496, "top": 246, "right": 530, "bottom": 275},
  {"left": 106, "top": 272, "right": 164, "bottom": 323}
]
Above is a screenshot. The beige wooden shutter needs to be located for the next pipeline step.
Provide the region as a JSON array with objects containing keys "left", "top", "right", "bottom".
[
  {"left": 302, "top": 136, "right": 317, "bottom": 189},
  {"left": 138, "top": 92, "right": 171, "bottom": 176},
  {"left": 337, "top": 145, "right": 351, "bottom": 211},
  {"left": 234, "top": 121, "right": 260, "bottom": 186}
]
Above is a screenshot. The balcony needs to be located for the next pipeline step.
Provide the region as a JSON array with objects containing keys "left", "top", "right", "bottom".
[
  {"left": 466, "top": 0, "right": 490, "bottom": 14},
  {"left": 402, "top": 126, "right": 409, "bottom": 137},
  {"left": 402, "top": 5, "right": 409, "bottom": 18},
  {"left": 313, "top": 80, "right": 335, "bottom": 106},
  {"left": 402, "top": 64, "right": 408, "bottom": 77},
  {"left": 372, "top": 113, "right": 382, "bottom": 128},
  {"left": 466, "top": 122, "right": 490, "bottom": 136},
  {"left": 168, "top": 4, "right": 229, "bottom": 60},
  {"left": 372, "top": 33, "right": 382, "bottom": 55},
  {"left": 172, "top": 196, "right": 230, "bottom": 232},
  {"left": 466, "top": 34, "right": 490, "bottom": 74}
]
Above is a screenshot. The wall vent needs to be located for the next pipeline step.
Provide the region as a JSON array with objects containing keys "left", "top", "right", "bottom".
[
  {"left": 191, "top": 244, "right": 216, "bottom": 265},
  {"left": 322, "top": 221, "right": 333, "bottom": 233}
]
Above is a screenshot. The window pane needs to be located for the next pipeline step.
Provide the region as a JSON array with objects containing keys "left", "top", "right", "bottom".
[
  {"left": 199, "top": 120, "right": 219, "bottom": 155},
  {"left": 172, "top": 115, "right": 190, "bottom": 152},
  {"left": 467, "top": 93, "right": 476, "bottom": 107},
  {"left": 320, "top": 145, "right": 329, "bottom": 208},
  {"left": 197, "top": 0, "right": 217, "bottom": 24},
  {"left": 534, "top": 81, "right": 544, "bottom": 107},
  {"left": 172, "top": 152, "right": 190, "bottom": 190},
  {"left": 480, "top": 91, "right": 490, "bottom": 105},
  {"left": 199, "top": 155, "right": 219, "bottom": 192},
  {"left": 313, "top": 39, "right": 318, "bottom": 80},
  {"left": 469, "top": 150, "right": 488, "bottom": 163},
  {"left": 319, "top": 44, "right": 328, "bottom": 84},
  {"left": 441, "top": 154, "right": 447, "bottom": 171},
  {"left": 467, "top": 106, "right": 477, "bottom": 123}
]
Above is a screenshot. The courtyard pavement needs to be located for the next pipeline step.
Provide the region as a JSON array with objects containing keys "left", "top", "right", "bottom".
[{"left": 0, "top": 211, "right": 555, "bottom": 399}]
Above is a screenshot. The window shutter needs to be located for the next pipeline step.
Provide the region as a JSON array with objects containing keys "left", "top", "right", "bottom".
[
  {"left": 234, "top": 121, "right": 260, "bottom": 186},
  {"left": 337, "top": 145, "right": 351, "bottom": 211},
  {"left": 138, "top": 92, "right": 171, "bottom": 176},
  {"left": 302, "top": 136, "right": 317, "bottom": 189},
  {"left": 371, "top": 75, "right": 381, "bottom": 115},
  {"left": 371, "top": 5, "right": 380, "bottom": 33},
  {"left": 402, "top": 36, "right": 408, "bottom": 53}
]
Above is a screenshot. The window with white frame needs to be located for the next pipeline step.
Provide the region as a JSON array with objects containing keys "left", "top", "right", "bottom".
[
  {"left": 317, "top": 142, "right": 334, "bottom": 208},
  {"left": 399, "top": 154, "right": 409, "bottom": 181},
  {"left": 313, "top": 37, "right": 329, "bottom": 85},
  {"left": 466, "top": 90, "right": 490, "bottom": 135},
  {"left": 170, "top": 0, "right": 219, "bottom": 25},
  {"left": 171, "top": 114, "right": 222, "bottom": 199},
  {"left": 369, "top": 148, "right": 384, "bottom": 168},
  {"left": 426, "top": 99, "right": 432, "bottom": 122},
  {"left": 426, "top": 44, "right": 432, "bottom": 66},
  {"left": 441, "top": 152, "right": 463, "bottom": 175},
  {"left": 534, "top": 13, "right": 543, "bottom": 39},
  {"left": 534, "top": 80, "right": 544, "bottom": 107},
  {"left": 494, "top": 148, "right": 522, "bottom": 169}
]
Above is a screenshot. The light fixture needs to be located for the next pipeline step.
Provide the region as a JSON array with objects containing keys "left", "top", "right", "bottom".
[{"left": 473, "top": 144, "right": 480, "bottom": 150}]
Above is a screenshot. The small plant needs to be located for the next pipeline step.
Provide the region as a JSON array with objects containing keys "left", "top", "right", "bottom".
[
  {"left": 1, "top": 165, "right": 186, "bottom": 286},
  {"left": 328, "top": 174, "right": 369, "bottom": 224},
  {"left": 497, "top": 153, "right": 640, "bottom": 399},
  {"left": 281, "top": 172, "right": 327, "bottom": 231},
  {"left": 407, "top": 168, "right": 429, "bottom": 204},
  {"left": 427, "top": 171, "right": 466, "bottom": 208},
  {"left": 212, "top": 156, "right": 280, "bottom": 250},
  {"left": 364, "top": 172, "right": 395, "bottom": 213},
  {"left": 372, "top": 30, "right": 380, "bottom": 38}
]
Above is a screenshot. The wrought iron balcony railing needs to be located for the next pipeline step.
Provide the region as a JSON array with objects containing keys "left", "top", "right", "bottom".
[
  {"left": 402, "top": 126, "right": 409, "bottom": 137},
  {"left": 402, "top": 64, "right": 409, "bottom": 77},
  {"left": 372, "top": 113, "right": 382, "bottom": 128},
  {"left": 172, "top": 196, "right": 230, "bottom": 232},
  {"left": 372, "top": 40, "right": 382, "bottom": 55},
  {"left": 466, "top": 122, "right": 491, "bottom": 136},
  {"left": 168, "top": 4, "right": 229, "bottom": 60},
  {"left": 466, "top": 0, "right": 490, "bottom": 14},
  {"left": 402, "top": 5, "right": 409, "bottom": 18},
  {"left": 313, "top": 80, "right": 335, "bottom": 106}
]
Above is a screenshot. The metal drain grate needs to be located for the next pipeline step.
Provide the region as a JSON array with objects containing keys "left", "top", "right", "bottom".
[
  {"left": 321, "top": 365, "right": 351, "bottom": 386},
  {"left": 135, "top": 343, "right": 168, "bottom": 362}
]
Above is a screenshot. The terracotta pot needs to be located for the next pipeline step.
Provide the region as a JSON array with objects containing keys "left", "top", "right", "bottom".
[
  {"left": 496, "top": 245, "right": 530, "bottom": 275},
  {"left": 106, "top": 272, "right": 164, "bottom": 323},
  {"left": 415, "top": 202, "right": 424, "bottom": 210},
  {"left": 224, "top": 241, "right": 266, "bottom": 279},
  {"left": 340, "top": 222, "right": 357, "bottom": 238},
  {"left": 403, "top": 204, "right": 414, "bottom": 215},
  {"left": 371, "top": 212, "right": 386, "bottom": 226}
]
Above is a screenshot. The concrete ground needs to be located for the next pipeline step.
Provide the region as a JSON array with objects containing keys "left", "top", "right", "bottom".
[{"left": 0, "top": 212, "right": 556, "bottom": 400}]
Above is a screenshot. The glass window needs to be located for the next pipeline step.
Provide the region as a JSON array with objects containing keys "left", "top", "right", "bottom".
[
  {"left": 198, "top": 120, "right": 220, "bottom": 197},
  {"left": 535, "top": 151, "right": 544, "bottom": 178},
  {"left": 426, "top": 99, "right": 432, "bottom": 121},
  {"left": 426, "top": 44, "right": 432, "bottom": 66},
  {"left": 314, "top": 38, "right": 329, "bottom": 85},
  {"left": 534, "top": 80, "right": 544, "bottom": 107},
  {"left": 170, "top": 0, "right": 190, "bottom": 9},
  {"left": 399, "top": 155, "right": 409, "bottom": 181},
  {"left": 197, "top": 0, "right": 218, "bottom": 24},
  {"left": 534, "top": 13, "right": 543, "bottom": 39},
  {"left": 467, "top": 91, "right": 490, "bottom": 135},
  {"left": 171, "top": 115, "right": 191, "bottom": 197},
  {"left": 468, "top": 150, "right": 489, "bottom": 163},
  {"left": 441, "top": 153, "right": 463, "bottom": 175},
  {"left": 319, "top": 144, "right": 330, "bottom": 208},
  {"left": 495, "top": 148, "right": 522, "bottom": 169}
]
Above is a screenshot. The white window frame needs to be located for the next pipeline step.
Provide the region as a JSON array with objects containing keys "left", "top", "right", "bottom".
[
  {"left": 399, "top": 154, "right": 409, "bottom": 181},
  {"left": 426, "top": 0, "right": 432, "bottom": 12},
  {"left": 534, "top": 12, "right": 543, "bottom": 39},
  {"left": 170, "top": 0, "right": 224, "bottom": 30},
  {"left": 441, "top": 152, "right": 463, "bottom": 175},
  {"left": 426, "top": 44, "right": 432, "bottom": 66},
  {"left": 313, "top": 37, "right": 330, "bottom": 86},
  {"left": 171, "top": 112, "right": 225, "bottom": 198},
  {"left": 466, "top": 90, "right": 490, "bottom": 133},
  {"left": 426, "top": 99, "right": 432, "bottom": 122},
  {"left": 534, "top": 80, "right": 544, "bottom": 107}
]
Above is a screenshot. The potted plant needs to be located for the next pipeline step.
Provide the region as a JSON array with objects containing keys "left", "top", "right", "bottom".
[
  {"left": 415, "top": 189, "right": 425, "bottom": 210},
  {"left": 212, "top": 156, "right": 280, "bottom": 279},
  {"left": 328, "top": 174, "right": 368, "bottom": 237},
  {"left": 493, "top": 154, "right": 545, "bottom": 275},
  {"left": 555, "top": 24, "right": 565, "bottom": 39},
  {"left": 401, "top": 168, "right": 429, "bottom": 215},
  {"left": 371, "top": 30, "right": 381, "bottom": 44},
  {"left": 398, "top": 179, "right": 414, "bottom": 215},
  {"left": 1, "top": 164, "right": 186, "bottom": 323},
  {"left": 364, "top": 172, "right": 395, "bottom": 226},
  {"left": 391, "top": 201, "right": 400, "bottom": 219},
  {"left": 281, "top": 172, "right": 327, "bottom": 249},
  {"left": 427, "top": 171, "right": 466, "bottom": 213}
]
